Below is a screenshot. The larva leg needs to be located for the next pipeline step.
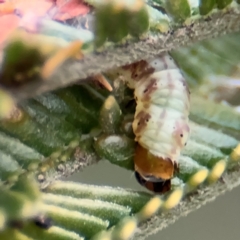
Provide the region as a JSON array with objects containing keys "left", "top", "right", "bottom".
[
  {"left": 116, "top": 53, "right": 190, "bottom": 194},
  {"left": 92, "top": 74, "right": 113, "bottom": 91}
]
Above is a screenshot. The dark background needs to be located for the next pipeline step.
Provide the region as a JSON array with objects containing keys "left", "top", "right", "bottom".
[{"left": 66, "top": 160, "right": 240, "bottom": 240}]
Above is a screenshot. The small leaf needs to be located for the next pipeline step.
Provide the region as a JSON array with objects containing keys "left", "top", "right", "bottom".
[
  {"left": 99, "top": 95, "right": 122, "bottom": 134},
  {"left": 0, "top": 131, "right": 43, "bottom": 171},
  {"left": 0, "top": 151, "right": 22, "bottom": 182},
  {"left": 165, "top": 0, "right": 191, "bottom": 22},
  {"left": 41, "top": 204, "right": 109, "bottom": 239},
  {"left": 94, "top": 0, "right": 149, "bottom": 46},
  {"left": 10, "top": 174, "right": 41, "bottom": 201},
  {"left": 45, "top": 181, "right": 151, "bottom": 213},
  {"left": 42, "top": 193, "right": 131, "bottom": 226},
  {"left": 21, "top": 224, "right": 82, "bottom": 240},
  {"left": 0, "top": 89, "right": 15, "bottom": 120},
  {"left": 0, "top": 40, "right": 44, "bottom": 87},
  {"left": 190, "top": 95, "right": 240, "bottom": 139},
  {"left": 0, "top": 174, "right": 43, "bottom": 225},
  {"left": 94, "top": 134, "right": 135, "bottom": 169},
  {"left": 1, "top": 229, "right": 33, "bottom": 240},
  {"left": 128, "top": 6, "right": 149, "bottom": 37},
  {"left": 199, "top": 0, "right": 216, "bottom": 15},
  {"left": 189, "top": 122, "right": 239, "bottom": 154},
  {"left": 216, "top": 0, "right": 233, "bottom": 9}
]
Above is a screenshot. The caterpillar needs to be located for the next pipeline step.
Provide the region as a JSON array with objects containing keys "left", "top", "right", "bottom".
[{"left": 116, "top": 53, "right": 190, "bottom": 194}]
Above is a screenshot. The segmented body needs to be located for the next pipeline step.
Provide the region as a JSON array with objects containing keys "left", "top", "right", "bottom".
[
  {"left": 123, "top": 54, "right": 190, "bottom": 160},
  {"left": 117, "top": 53, "right": 190, "bottom": 192}
]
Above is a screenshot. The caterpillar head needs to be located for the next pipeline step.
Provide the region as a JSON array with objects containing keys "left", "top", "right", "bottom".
[
  {"left": 134, "top": 144, "right": 178, "bottom": 194},
  {"left": 135, "top": 171, "right": 171, "bottom": 193}
]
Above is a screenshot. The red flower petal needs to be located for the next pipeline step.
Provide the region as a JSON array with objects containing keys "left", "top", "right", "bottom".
[
  {"left": 0, "top": 14, "right": 20, "bottom": 46},
  {"left": 14, "top": 0, "right": 54, "bottom": 17},
  {"left": 53, "top": 0, "right": 90, "bottom": 21}
]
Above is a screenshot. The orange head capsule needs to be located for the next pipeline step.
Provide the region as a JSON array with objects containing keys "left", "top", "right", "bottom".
[{"left": 134, "top": 144, "right": 178, "bottom": 194}]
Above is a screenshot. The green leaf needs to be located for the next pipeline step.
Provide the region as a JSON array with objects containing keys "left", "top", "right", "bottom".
[
  {"left": 0, "top": 90, "right": 15, "bottom": 120},
  {"left": 42, "top": 193, "right": 131, "bottom": 227},
  {"left": 216, "top": 0, "right": 233, "bottom": 9},
  {"left": 165, "top": 0, "right": 191, "bottom": 22},
  {"left": 190, "top": 96, "right": 240, "bottom": 139},
  {"left": 199, "top": 0, "right": 216, "bottom": 15},
  {"left": 94, "top": 134, "right": 135, "bottom": 169},
  {"left": 93, "top": 0, "right": 149, "bottom": 46},
  {"left": 99, "top": 95, "right": 122, "bottom": 134},
  {"left": 0, "top": 41, "right": 44, "bottom": 87},
  {"left": 172, "top": 32, "right": 240, "bottom": 87}
]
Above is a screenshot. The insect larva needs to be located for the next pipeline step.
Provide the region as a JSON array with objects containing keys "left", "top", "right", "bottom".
[{"left": 117, "top": 53, "right": 190, "bottom": 193}]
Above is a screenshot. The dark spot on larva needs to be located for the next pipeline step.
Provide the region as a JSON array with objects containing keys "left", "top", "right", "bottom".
[
  {"left": 185, "top": 142, "right": 187, "bottom": 146},
  {"left": 135, "top": 111, "right": 151, "bottom": 134},
  {"left": 143, "top": 88, "right": 148, "bottom": 93},
  {"left": 138, "top": 67, "right": 155, "bottom": 79},
  {"left": 180, "top": 134, "right": 183, "bottom": 137},
  {"left": 146, "top": 119, "right": 149, "bottom": 122},
  {"left": 134, "top": 74, "right": 138, "bottom": 78},
  {"left": 142, "top": 78, "right": 158, "bottom": 101}
]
